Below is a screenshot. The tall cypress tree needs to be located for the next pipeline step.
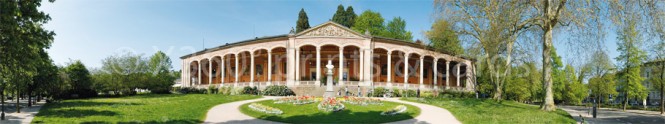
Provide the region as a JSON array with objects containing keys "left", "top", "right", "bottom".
[
  {"left": 345, "top": 6, "right": 357, "bottom": 27},
  {"left": 296, "top": 8, "right": 310, "bottom": 33},
  {"left": 332, "top": 4, "right": 347, "bottom": 26}
]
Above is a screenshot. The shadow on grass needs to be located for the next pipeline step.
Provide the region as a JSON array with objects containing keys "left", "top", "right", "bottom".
[
  {"left": 36, "top": 109, "right": 118, "bottom": 118},
  {"left": 255, "top": 109, "right": 417, "bottom": 123},
  {"left": 43, "top": 101, "right": 143, "bottom": 109},
  {"left": 74, "top": 119, "right": 201, "bottom": 124}
]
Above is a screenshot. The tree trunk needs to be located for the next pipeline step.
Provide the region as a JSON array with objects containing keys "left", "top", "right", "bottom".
[
  {"left": 493, "top": 83, "right": 502, "bottom": 100},
  {"left": 623, "top": 96, "right": 628, "bottom": 111},
  {"left": 27, "top": 89, "right": 31, "bottom": 107},
  {"left": 541, "top": 28, "right": 556, "bottom": 111},
  {"left": 16, "top": 89, "right": 20, "bottom": 113},
  {"left": 659, "top": 63, "right": 665, "bottom": 115}
]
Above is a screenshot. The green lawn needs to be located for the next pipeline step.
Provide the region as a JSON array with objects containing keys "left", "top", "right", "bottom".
[
  {"left": 32, "top": 94, "right": 260, "bottom": 124},
  {"left": 402, "top": 97, "right": 576, "bottom": 124},
  {"left": 240, "top": 99, "right": 421, "bottom": 123}
]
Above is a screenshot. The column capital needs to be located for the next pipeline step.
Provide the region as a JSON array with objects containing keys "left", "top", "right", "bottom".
[{"left": 419, "top": 56, "right": 424, "bottom": 60}]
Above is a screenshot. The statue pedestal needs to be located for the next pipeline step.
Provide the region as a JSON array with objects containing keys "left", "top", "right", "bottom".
[{"left": 323, "top": 60, "right": 336, "bottom": 98}]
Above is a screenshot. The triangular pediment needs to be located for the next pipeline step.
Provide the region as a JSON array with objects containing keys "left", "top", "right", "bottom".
[{"left": 295, "top": 21, "right": 366, "bottom": 38}]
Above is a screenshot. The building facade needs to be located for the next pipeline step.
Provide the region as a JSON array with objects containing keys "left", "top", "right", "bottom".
[
  {"left": 180, "top": 22, "right": 476, "bottom": 92},
  {"left": 642, "top": 60, "right": 664, "bottom": 105}
]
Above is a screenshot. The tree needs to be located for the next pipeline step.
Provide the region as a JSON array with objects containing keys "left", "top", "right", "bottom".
[
  {"left": 505, "top": 64, "right": 533, "bottom": 102},
  {"left": 352, "top": 10, "right": 386, "bottom": 36},
  {"left": 640, "top": 0, "right": 665, "bottom": 114},
  {"left": 434, "top": 0, "right": 531, "bottom": 101},
  {"left": 296, "top": 8, "right": 310, "bottom": 33},
  {"left": 0, "top": 0, "right": 56, "bottom": 114},
  {"left": 384, "top": 17, "right": 413, "bottom": 41},
  {"left": 588, "top": 73, "right": 618, "bottom": 108},
  {"left": 147, "top": 51, "right": 175, "bottom": 93},
  {"left": 426, "top": 19, "right": 464, "bottom": 55},
  {"left": 519, "top": 0, "right": 604, "bottom": 111},
  {"left": 332, "top": 4, "right": 349, "bottom": 27},
  {"left": 64, "top": 60, "right": 95, "bottom": 98},
  {"left": 615, "top": 14, "right": 648, "bottom": 111},
  {"left": 550, "top": 48, "right": 566, "bottom": 102},
  {"left": 563, "top": 64, "right": 588, "bottom": 104},
  {"left": 584, "top": 50, "right": 616, "bottom": 108},
  {"left": 345, "top": 6, "right": 357, "bottom": 27}
]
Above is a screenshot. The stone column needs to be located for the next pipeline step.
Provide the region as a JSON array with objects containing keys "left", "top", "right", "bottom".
[
  {"left": 339, "top": 47, "right": 344, "bottom": 86},
  {"left": 457, "top": 63, "right": 461, "bottom": 87},
  {"left": 198, "top": 61, "right": 202, "bottom": 85},
  {"left": 387, "top": 52, "right": 392, "bottom": 86},
  {"left": 267, "top": 51, "right": 272, "bottom": 85},
  {"left": 183, "top": 61, "right": 188, "bottom": 87},
  {"left": 250, "top": 52, "right": 255, "bottom": 86},
  {"left": 359, "top": 50, "right": 364, "bottom": 82},
  {"left": 364, "top": 49, "right": 372, "bottom": 86},
  {"left": 419, "top": 57, "right": 424, "bottom": 89},
  {"left": 403, "top": 53, "right": 409, "bottom": 89},
  {"left": 235, "top": 54, "right": 239, "bottom": 86},
  {"left": 295, "top": 48, "right": 300, "bottom": 85},
  {"left": 221, "top": 56, "right": 225, "bottom": 86},
  {"left": 209, "top": 59, "right": 213, "bottom": 85},
  {"left": 286, "top": 37, "right": 295, "bottom": 86},
  {"left": 316, "top": 47, "right": 321, "bottom": 85},
  {"left": 433, "top": 59, "right": 438, "bottom": 89},
  {"left": 445, "top": 61, "right": 450, "bottom": 89}
]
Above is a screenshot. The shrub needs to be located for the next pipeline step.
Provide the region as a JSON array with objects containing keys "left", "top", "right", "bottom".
[
  {"left": 262, "top": 85, "right": 296, "bottom": 96},
  {"left": 207, "top": 85, "right": 218, "bottom": 94},
  {"left": 218, "top": 86, "right": 232, "bottom": 95},
  {"left": 175, "top": 87, "right": 205, "bottom": 94},
  {"left": 242, "top": 86, "right": 259, "bottom": 95},
  {"left": 439, "top": 89, "right": 475, "bottom": 98},
  {"left": 369, "top": 87, "right": 387, "bottom": 97},
  {"left": 404, "top": 90, "right": 417, "bottom": 97},
  {"left": 391, "top": 88, "right": 402, "bottom": 97},
  {"left": 421, "top": 91, "right": 435, "bottom": 98},
  {"left": 231, "top": 87, "right": 244, "bottom": 95}
]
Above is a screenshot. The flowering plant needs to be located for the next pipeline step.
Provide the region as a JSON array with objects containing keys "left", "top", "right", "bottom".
[
  {"left": 274, "top": 96, "right": 316, "bottom": 105},
  {"left": 248, "top": 103, "right": 283, "bottom": 115},
  {"left": 318, "top": 97, "right": 344, "bottom": 112},
  {"left": 342, "top": 96, "right": 383, "bottom": 106},
  {"left": 381, "top": 105, "right": 407, "bottom": 116}
]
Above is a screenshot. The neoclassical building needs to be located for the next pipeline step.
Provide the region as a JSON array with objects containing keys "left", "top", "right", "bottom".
[{"left": 180, "top": 22, "right": 476, "bottom": 92}]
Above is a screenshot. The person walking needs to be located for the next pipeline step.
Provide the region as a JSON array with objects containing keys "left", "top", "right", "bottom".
[
  {"left": 345, "top": 86, "right": 349, "bottom": 96},
  {"left": 357, "top": 86, "right": 361, "bottom": 97}
]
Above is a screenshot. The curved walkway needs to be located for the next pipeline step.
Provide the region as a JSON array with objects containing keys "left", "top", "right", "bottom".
[{"left": 203, "top": 97, "right": 461, "bottom": 124}]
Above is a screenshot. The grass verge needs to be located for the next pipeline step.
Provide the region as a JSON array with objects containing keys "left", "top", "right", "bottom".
[
  {"left": 32, "top": 94, "right": 260, "bottom": 123},
  {"left": 402, "top": 97, "right": 576, "bottom": 124}
]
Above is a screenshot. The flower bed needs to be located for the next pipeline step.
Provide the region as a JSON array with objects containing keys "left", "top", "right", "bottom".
[
  {"left": 248, "top": 103, "right": 283, "bottom": 115},
  {"left": 274, "top": 96, "right": 316, "bottom": 105},
  {"left": 342, "top": 96, "right": 383, "bottom": 106},
  {"left": 318, "top": 97, "right": 345, "bottom": 112},
  {"left": 381, "top": 105, "right": 407, "bottom": 116}
]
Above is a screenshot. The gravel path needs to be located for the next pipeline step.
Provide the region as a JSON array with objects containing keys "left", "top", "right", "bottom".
[{"left": 203, "top": 97, "right": 461, "bottom": 124}]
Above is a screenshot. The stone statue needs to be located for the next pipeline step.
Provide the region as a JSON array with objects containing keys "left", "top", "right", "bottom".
[{"left": 324, "top": 60, "right": 335, "bottom": 98}]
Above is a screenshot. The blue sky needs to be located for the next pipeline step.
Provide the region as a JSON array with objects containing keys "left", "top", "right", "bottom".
[{"left": 40, "top": 0, "right": 619, "bottom": 70}]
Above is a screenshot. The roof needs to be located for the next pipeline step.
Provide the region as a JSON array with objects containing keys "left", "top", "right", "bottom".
[
  {"left": 180, "top": 21, "right": 475, "bottom": 62},
  {"left": 179, "top": 34, "right": 288, "bottom": 59}
]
